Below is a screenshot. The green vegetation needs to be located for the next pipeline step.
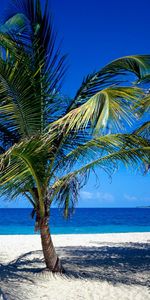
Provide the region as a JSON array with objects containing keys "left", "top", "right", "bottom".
[{"left": 0, "top": 0, "right": 149, "bottom": 272}]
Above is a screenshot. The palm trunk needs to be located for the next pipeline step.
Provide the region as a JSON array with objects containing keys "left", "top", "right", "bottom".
[{"left": 40, "top": 217, "right": 62, "bottom": 272}]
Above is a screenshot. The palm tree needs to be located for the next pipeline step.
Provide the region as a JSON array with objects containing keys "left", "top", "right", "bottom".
[{"left": 0, "top": 0, "right": 150, "bottom": 272}]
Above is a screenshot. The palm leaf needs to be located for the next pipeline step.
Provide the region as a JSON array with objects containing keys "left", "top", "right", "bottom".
[
  {"left": 51, "top": 144, "right": 150, "bottom": 199},
  {"left": 64, "top": 133, "right": 149, "bottom": 166},
  {"left": 49, "top": 87, "right": 143, "bottom": 135},
  {"left": 140, "top": 95, "right": 150, "bottom": 112},
  {"left": 0, "top": 137, "right": 54, "bottom": 216},
  {"left": 0, "top": 52, "right": 43, "bottom": 137},
  {"left": 0, "top": 13, "right": 29, "bottom": 34},
  {"left": 47, "top": 143, "right": 150, "bottom": 218},
  {"left": 68, "top": 55, "right": 150, "bottom": 111},
  {"left": 48, "top": 134, "right": 150, "bottom": 181},
  {"left": 1, "top": 0, "right": 67, "bottom": 92},
  {"left": 54, "top": 175, "right": 80, "bottom": 218},
  {"left": 0, "top": 0, "right": 67, "bottom": 134},
  {"left": 101, "top": 55, "right": 150, "bottom": 78},
  {"left": 136, "top": 74, "right": 150, "bottom": 85},
  {"left": 44, "top": 132, "right": 150, "bottom": 217},
  {"left": 134, "top": 121, "right": 150, "bottom": 142}
]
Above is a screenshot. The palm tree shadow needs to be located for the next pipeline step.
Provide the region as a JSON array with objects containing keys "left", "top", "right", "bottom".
[
  {"left": 0, "top": 250, "right": 45, "bottom": 284},
  {"left": 59, "top": 242, "right": 150, "bottom": 286},
  {"left": 0, "top": 242, "right": 149, "bottom": 299},
  {"left": 0, "top": 251, "right": 46, "bottom": 300}
]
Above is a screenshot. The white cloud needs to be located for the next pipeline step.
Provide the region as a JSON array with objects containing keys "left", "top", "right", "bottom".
[
  {"left": 80, "top": 191, "right": 93, "bottom": 199},
  {"left": 80, "top": 190, "right": 114, "bottom": 203},
  {"left": 124, "top": 194, "right": 137, "bottom": 201},
  {"left": 96, "top": 192, "right": 114, "bottom": 203}
]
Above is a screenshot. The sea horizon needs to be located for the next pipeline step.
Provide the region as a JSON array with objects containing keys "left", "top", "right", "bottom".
[{"left": 1, "top": 206, "right": 150, "bottom": 209}]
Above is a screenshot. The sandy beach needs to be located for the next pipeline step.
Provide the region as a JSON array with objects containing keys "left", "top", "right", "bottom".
[{"left": 0, "top": 232, "right": 150, "bottom": 300}]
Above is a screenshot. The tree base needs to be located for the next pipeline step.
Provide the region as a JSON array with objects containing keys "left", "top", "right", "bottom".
[
  {"left": 52, "top": 256, "right": 65, "bottom": 273},
  {"left": 43, "top": 257, "right": 64, "bottom": 274}
]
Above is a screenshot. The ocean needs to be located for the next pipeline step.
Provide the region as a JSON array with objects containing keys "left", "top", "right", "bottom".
[{"left": 0, "top": 208, "right": 150, "bottom": 235}]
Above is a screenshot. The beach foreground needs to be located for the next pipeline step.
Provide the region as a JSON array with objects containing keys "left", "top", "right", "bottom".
[{"left": 0, "top": 233, "right": 150, "bottom": 300}]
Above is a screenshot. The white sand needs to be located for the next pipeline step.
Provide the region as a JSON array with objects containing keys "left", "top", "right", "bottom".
[{"left": 0, "top": 233, "right": 150, "bottom": 300}]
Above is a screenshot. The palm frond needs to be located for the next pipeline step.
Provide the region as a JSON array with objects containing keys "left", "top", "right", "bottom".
[
  {"left": 64, "top": 133, "right": 150, "bottom": 167},
  {"left": 75, "top": 147, "right": 150, "bottom": 177},
  {"left": 0, "top": 123, "right": 19, "bottom": 151},
  {"left": 49, "top": 87, "right": 143, "bottom": 135},
  {"left": 140, "top": 95, "right": 150, "bottom": 112},
  {"left": 134, "top": 121, "right": 150, "bottom": 141},
  {"left": 0, "top": 13, "right": 29, "bottom": 35},
  {"left": 69, "top": 55, "right": 150, "bottom": 111},
  {"left": 0, "top": 51, "right": 44, "bottom": 137},
  {"left": 53, "top": 175, "right": 80, "bottom": 218},
  {"left": 134, "top": 87, "right": 150, "bottom": 118},
  {"left": 101, "top": 55, "right": 150, "bottom": 79},
  {"left": 1, "top": 0, "right": 67, "bottom": 92},
  {"left": 0, "top": 137, "right": 54, "bottom": 215},
  {"left": 50, "top": 144, "right": 150, "bottom": 203},
  {"left": 44, "top": 132, "right": 150, "bottom": 213},
  {"left": 136, "top": 74, "right": 150, "bottom": 88},
  {"left": 0, "top": 1, "right": 67, "bottom": 128}
]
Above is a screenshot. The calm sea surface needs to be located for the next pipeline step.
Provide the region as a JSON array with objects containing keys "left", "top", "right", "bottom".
[{"left": 0, "top": 208, "right": 150, "bottom": 235}]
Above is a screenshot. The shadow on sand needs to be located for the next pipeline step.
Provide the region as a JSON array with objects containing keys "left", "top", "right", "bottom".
[
  {"left": 0, "top": 242, "right": 149, "bottom": 299},
  {"left": 60, "top": 242, "right": 150, "bottom": 286}
]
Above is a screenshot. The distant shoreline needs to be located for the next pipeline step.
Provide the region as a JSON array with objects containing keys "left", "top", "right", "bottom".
[{"left": 136, "top": 206, "right": 150, "bottom": 208}]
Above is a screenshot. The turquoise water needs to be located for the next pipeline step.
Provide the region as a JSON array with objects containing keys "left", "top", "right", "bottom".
[{"left": 0, "top": 208, "right": 150, "bottom": 235}]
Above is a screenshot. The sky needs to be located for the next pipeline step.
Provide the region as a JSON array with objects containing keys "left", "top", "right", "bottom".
[{"left": 0, "top": 0, "right": 150, "bottom": 208}]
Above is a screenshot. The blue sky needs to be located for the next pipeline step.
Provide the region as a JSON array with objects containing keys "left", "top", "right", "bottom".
[{"left": 0, "top": 0, "right": 150, "bottom": 208}]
